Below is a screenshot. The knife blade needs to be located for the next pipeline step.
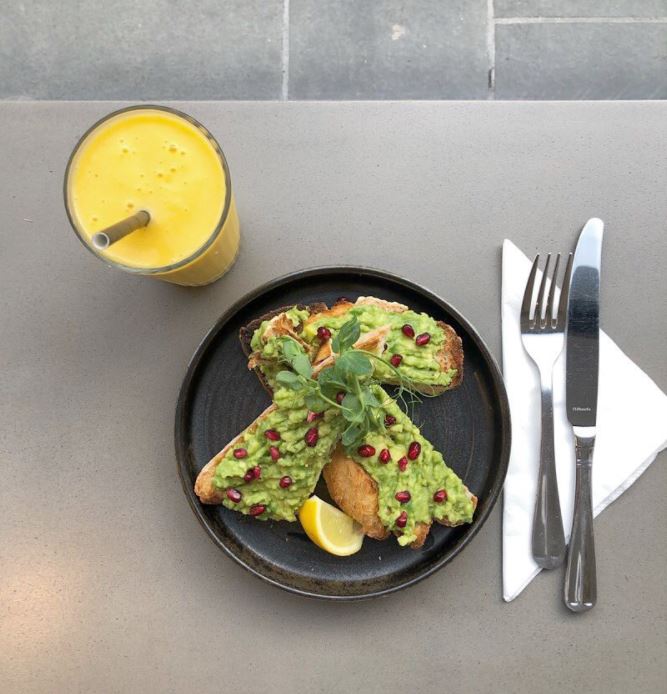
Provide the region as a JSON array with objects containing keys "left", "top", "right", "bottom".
[
  {"left": 566, "top": 218, "right": 603, "bottom": 428},
  {"left": 564, "top": 217, "right": 603, "bottom": 612}
]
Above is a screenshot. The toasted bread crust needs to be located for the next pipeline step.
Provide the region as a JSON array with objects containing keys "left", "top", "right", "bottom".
[{"left": 354, "top": 296, "right": 409, "bottom": 313}]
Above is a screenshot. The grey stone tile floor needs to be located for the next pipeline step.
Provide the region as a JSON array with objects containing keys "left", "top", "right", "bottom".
[{"left": 1, "top": 0, "right": 666, "bottom": 100}]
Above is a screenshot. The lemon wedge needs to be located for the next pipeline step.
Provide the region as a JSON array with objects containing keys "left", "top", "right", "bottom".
[{"left": 298, "top": 496, "right": 365, "bottom": 556}]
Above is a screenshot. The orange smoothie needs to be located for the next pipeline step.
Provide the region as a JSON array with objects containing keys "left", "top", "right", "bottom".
[{"left": 65, "top": 106, "right": 240, "bottom": 285}]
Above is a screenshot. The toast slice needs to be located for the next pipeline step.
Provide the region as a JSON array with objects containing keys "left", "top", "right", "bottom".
[
  {"left": 195, "top": 326, "right": 391, "bottom": 520},
  {"left": 322, "top": 386, "right": 477, "bottom": 548},
  {"left": 195, "top": 397, "right": 345, "bottom": 520},
  {"left": 241, "top": 296, "right": 463, "bottom": 395}
]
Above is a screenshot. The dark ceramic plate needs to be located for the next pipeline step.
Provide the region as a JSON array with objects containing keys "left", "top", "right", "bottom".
[{"left": 176, "top": 267, "right": 510, "bottom": 600}]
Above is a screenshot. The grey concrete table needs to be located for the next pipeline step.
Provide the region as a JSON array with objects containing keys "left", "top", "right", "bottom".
[{"left": 2, "top": 102, "right": 666, "bottom": 694}]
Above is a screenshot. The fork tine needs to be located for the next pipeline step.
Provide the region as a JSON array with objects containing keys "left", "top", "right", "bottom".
[
  {"left": 556, "top": 252, "right": 573, "bottom": 329},
  {"left": 545, "top": 253, "right": 561, "bottom": 327},
  {"left": 521, "top": 255, "right": 540, "bottom": 325},
  {"left": 534, "top": 253, "right": 551, "bottom": 326}
]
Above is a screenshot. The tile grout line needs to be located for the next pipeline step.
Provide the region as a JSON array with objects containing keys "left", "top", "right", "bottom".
[
  {"left": 281, "top": 0, "right": 290, "bottom": 100},
  {"left": 496, "top": 16, "right": 667, "bottom": 24},
  {"left": 486, "top": 0, "right": 495, "bottom": 99}
]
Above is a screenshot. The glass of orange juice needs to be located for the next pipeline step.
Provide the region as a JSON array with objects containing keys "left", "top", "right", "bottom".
[{"left": 64, "top": 105, "right": 240, "bottom": 286}]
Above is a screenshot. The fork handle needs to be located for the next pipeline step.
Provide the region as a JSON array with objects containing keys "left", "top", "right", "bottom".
[
  {"left": 564, "top": 431, "right": 597, "bottom": 612},
  {"left": 531, "top": 374, "right": 566, "bottom": 569}
]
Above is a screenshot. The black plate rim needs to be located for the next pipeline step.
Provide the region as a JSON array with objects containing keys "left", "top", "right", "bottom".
[{"left": 175, "top": 265, "right": 511, "bottom": 600}]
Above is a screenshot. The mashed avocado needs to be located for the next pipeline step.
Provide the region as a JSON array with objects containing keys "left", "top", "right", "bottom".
[
  {"left": 346, "top": 386, "right": 475, "bottom": 546},
  {"left": 212, "top": 387, "right": 344, "bottom": 520}
]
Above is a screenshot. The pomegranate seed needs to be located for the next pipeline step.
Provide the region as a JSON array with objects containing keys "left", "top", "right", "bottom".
[
  {"left": 233, "top": 448, "right": 248, "bottom": 459},
  {"left": 264, "top": 429, "right": 281, "bottom": 441},
  {"left": 336, "top": 391, "right": 346, "bottom": 404},
  {"left": 385, "top": 415, "right": 396, "bottom": 427},
  {"left": 415, "top": 333, "right": 431, "bottom": 346},
  {"left": 317, "top": 326, "right": 332, "bottom": 342},
  {"left": 248, "top": 504, "right": 266, "bottom": 517},
  {"left": 402, "top": 324, "right": 415, "bottom": 338},
  {"left": 433, "top": 489, "right": 448, "bottom": 503},
  {"left": 396, "top": 511, "right": 408, "bottom": 528},
  {"left": 269, "top": 446, "right": 281, "bottom": 461},
  {"left": 395, "top": 490, "right": 411, "bottom": 503},
  {"left": 305, "top": 427, "right": 319, "bottom": 447},
  {"left": 390, "top": 354, "right": 403, "bottom": 367},
  {"left": 306, "top": 411, "right": 323, "bottom": 423},
  {"left": 379, "top": 448, "right": 391, "bottom": 464},
  {"left": 398, "top": 456, "right": 409, "bottom": 472},
  {"left": 279, "top": 476, "right": 292, "bottom": 489},
  {"left": 226, "top": 488, "right": 242, "bottom": 503},
  {"left": 358, "top": 444, "right": 376, "bottom": 458},
  {"left": 408, "top": 441, "right": 421, "bottom": 460},
  {"left": 244, "top": 466, "right": 262, "bottom": 482}
]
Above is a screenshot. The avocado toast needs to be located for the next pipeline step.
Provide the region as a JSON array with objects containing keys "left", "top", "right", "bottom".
[
  {"left": 241, "top": 297, "right": 463, "bottom": 396},
  {"left": 194, "top": 394, "right": 345, "bottom": 520},
  {"left": 230, "top": 298, "right": 475, "bottom": 549}
]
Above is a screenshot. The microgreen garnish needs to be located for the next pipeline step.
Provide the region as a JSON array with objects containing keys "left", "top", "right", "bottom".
[{"left": 275, "top": 317, "right": 425, "bottom": 449}]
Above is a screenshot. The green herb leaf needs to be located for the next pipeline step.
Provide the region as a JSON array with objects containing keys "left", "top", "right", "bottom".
[
  {"left": 275, "top": 370, "right": 302, "bottom": 390},
  {"left": 291, "top": 353, "right": 312, "bottom": 379},
  {"left": 332, "top": 317, "right": 360, "bottom": 354},
  {"left": 280, "top": 338, "right": 301, "bottom": 361},
  {"left": 317, "top": 367, "right": 348, "bottom": 398},
  {"left": 341, "top": 393, "right": 364, "bottom": 423},
  {"left": 342, "top": 423, "right": 363, "bottom": 447},
  {"left": 278, "top": 338, "right": 313, "bottom": 379},
  {"left": 337, "top": 350, "right": 373, "bottom": 378},
  {"left": 305, "top": 392, "right": 327, "bottom": 412},
  {"left": 316, "top": 366, "right": 335, "bottom": 386}
]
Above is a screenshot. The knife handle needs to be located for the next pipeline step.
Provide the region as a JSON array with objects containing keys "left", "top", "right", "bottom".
[
  {"left": 564, "top": 432, "right": 597, "bottom": 612},
  {"left": 531, "top": 378, "right": 566, "bottom": 569}
]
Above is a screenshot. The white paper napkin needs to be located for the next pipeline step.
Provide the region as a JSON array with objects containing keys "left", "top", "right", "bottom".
[{"left": 501, "top": 239, "right": 667, "bottom": 602}]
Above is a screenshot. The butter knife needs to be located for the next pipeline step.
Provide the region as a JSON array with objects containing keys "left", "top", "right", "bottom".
[{"left": 564, "top": 217, "right": 603, "bottom": 612}]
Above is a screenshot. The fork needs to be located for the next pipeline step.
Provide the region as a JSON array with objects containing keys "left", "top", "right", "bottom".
[{"left": 521, "top": 252, "right": 573, "bottom": 570}]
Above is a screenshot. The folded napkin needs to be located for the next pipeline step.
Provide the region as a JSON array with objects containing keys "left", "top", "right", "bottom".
[{"left": 502, "top": 239, "right": 667, "bottom": 602}]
